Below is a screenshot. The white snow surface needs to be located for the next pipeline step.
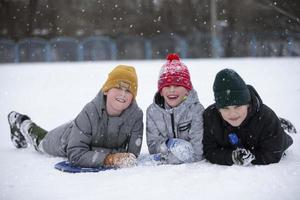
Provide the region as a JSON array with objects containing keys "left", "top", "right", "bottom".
[{"left": 1, "top": 58, "right": 300, "bottom": 200}]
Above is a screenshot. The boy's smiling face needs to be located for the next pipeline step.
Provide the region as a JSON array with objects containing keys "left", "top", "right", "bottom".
[
  {"left": 219, "top": 105, "right": 249, "bottom": 127},
  {"left": 105, "top": 85, "right": 133, "bottom": 116},
  {"left": 160, "top": 85, "right": 189, "bottom": 108}
]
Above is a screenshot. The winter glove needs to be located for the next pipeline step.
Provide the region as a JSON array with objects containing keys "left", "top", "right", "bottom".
[
  {"left": 279, "top": 117, "right": 297, "bottom": 134},
  {"left": 165, "top": 138, "right": 195, "bottom": 163},
  {"left": 103, "top": 153, "right": 137, "bottom": 168},
  {"left": 232, "top": 148, "right": 255, "bottom": 166},
  {"left": 137, "top": 153, "right": 163, "bottom": 166},
  {"left": 151, "top": 153, "right": 163, "bottom": 161}
]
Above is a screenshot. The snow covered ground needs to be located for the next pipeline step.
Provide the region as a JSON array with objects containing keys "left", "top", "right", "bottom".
[{"left": 0, "top": 57, "right": 300, "bottom": 200}]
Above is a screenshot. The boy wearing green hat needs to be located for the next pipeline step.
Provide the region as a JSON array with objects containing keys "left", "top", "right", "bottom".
[
  {"left": 203, "top": 68, "right": 294, "bottom": 166},
  {"left": 7, "top": 65, "right": 143, "bottom": 169}
]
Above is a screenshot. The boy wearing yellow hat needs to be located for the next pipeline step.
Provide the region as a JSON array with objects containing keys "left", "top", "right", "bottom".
[{"left": 8, "top": 65, "right": 143, "bottom": 168}]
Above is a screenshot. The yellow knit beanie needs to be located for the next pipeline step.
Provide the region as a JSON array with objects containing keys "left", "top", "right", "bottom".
[{"left": 102, "top": 65, "right": 138, "bottom": 98}]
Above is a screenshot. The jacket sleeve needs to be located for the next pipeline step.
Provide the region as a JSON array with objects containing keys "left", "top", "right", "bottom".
[
  {"left": 251, "top": 107, "right": 293, "bottom": 165},
  {"left": 146, "top": 107, "right": 169, "bottom": 155},
  {"left": 187, "top": 103, "right": 205, "bottom": 161},
  {"left": 203, "top": 109, "right": 234, "bottom": 165},
  {"left": 126, "top": 110, "right": 144, "bottom": 157},
  {"left": 66, "top": 104, "right": 111, "bottom": 168}
]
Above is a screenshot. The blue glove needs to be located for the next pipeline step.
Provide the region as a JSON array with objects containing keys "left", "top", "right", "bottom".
[
  {"left": 152, "top": 153, "right": 162, "bottom": 161},
  {"left": 136, "top": 153, "right": 163, "bottom": 166},
  {"left": 166, "top": 138, "right": 177, "bottom": 149},
  {"left": 166, "top": 138, "right": 195, "bottom": 163}
]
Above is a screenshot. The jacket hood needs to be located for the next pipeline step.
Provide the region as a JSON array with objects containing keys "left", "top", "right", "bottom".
[{"left": 247, "top": 84, "right": 263, "bottom": 118}]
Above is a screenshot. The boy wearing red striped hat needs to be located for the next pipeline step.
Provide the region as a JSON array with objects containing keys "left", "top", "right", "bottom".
[{"left": 146, "top": 54, "right": 205, "bottom": 164}]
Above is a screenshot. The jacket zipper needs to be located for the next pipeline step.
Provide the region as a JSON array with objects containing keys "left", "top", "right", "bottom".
[{"left": 170, "top": 112, "right": 177, "bottom": 138}]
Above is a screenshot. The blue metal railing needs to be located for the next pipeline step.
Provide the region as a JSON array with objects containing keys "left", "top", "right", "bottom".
[{"left": 0, "top": 32, "right": 299, "bottom": 63}]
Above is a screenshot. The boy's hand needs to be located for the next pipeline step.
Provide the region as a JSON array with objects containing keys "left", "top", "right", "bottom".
[
  {"left": 165, "top": 138, "right": 195, "bottom": 163},
  {"left": 232, "top": 148, "right": 255, "bottom": 166},
  {"left": 103, "top": 153, "right": 137, "bottom": 168}
]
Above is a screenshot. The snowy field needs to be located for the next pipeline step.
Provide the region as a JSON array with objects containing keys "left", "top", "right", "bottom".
[{"left": 0, "top": 57, "right": 300, "bottom": 200}]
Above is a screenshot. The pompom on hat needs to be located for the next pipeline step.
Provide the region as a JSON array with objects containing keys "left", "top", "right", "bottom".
[
  {"left": 158, "top": 53, "right": 192, "bottom": 91},
  {"left": 102, "top": 65, "right": 138, "bottom": 98},
  {"left": 213, "top": 68, "right": 251, "bottom": 109}
]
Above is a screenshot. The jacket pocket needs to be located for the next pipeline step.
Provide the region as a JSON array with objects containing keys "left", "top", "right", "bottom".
[{"left": 178, "top": 121, "right": 192, "bottom": 135}]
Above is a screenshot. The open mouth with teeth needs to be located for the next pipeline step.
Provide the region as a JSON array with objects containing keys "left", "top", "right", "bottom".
[
  {"left": 116, "top": 97, "right": 126, "bottom": 103},
  {"left": 167, "top": 95, "right": 179, "bottom": 100}
]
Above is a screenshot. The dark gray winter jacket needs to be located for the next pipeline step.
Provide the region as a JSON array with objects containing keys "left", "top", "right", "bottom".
[
  {"left": 41, "top": 91, "right": 143, "bottom": 168},
  {"left": 146, "top": 89, "right": 204, "bottom": 163}
]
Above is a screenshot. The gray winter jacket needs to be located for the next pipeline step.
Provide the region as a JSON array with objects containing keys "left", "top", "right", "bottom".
[
  {"left": 41, "top": 91, "right": 143, "bottom": 168},
  {"left": 146, "top": 89, "right": 204, "bottom": 163}
]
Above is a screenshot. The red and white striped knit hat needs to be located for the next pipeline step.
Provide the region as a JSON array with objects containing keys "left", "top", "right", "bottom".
[{"left": 158, "top": 53, "right": 192, "bottom": 91}]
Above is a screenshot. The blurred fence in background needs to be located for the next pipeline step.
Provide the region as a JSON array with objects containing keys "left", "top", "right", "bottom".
[{"left": 1, "top": 32, "right": 300, "bottom": 63}]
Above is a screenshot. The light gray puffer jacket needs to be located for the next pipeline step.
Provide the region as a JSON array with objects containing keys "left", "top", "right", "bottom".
[
  {"left": 41, "top": 91, "right": 143, "bottom": 168},
  {"left": 146, "top": 89, "right": 204, "bottom": 163}
]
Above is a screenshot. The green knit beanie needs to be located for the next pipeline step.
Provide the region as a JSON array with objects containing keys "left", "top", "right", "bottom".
[{"left": 213, "top": 68, "right": 251, "bottom": 109}]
